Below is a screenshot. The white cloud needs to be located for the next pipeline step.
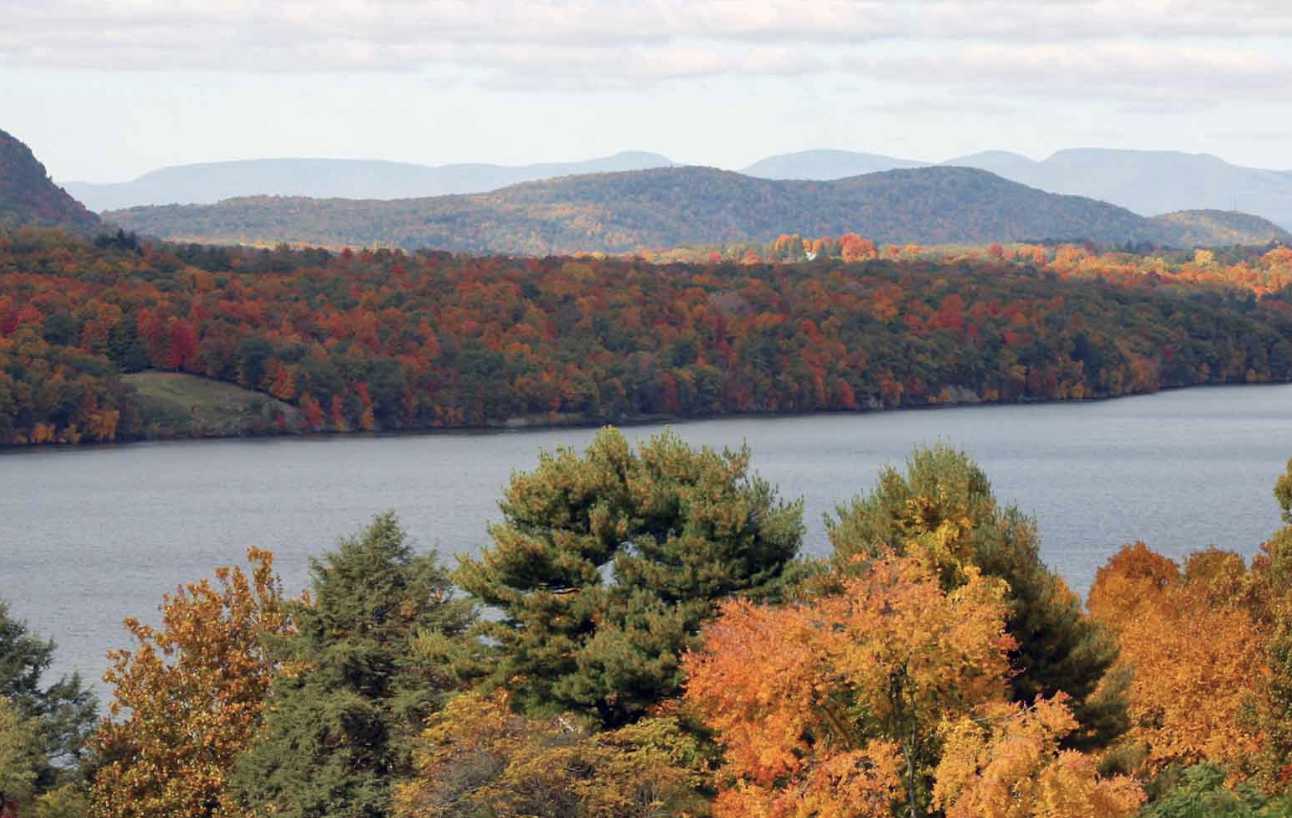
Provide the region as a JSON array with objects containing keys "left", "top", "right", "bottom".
[
  {"left": 2, "top": 0, "right": 1290, "bottom": 99},
  {"left": 854, "top": 41, "right": 1292, "bottom": 105}
]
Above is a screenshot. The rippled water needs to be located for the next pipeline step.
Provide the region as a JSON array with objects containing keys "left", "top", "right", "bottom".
[{"left": 3, "top": 384, "right": 1292, "bottom": 689}]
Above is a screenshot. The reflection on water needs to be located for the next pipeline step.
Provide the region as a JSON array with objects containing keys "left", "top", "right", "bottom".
[{"left": 3, "top": 383, "right": 1291, "bottom": 686}]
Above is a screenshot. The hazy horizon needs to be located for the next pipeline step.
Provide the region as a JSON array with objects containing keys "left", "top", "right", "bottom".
[
  {"left": 38, "top": 145, "right": 1292, "bottom": 187},
  {"left": 4, "top": 1, "right": 1290, "bottom": 184}
]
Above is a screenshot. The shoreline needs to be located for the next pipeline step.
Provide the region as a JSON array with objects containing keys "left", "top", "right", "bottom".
[{"left": 5, "top": 377, "right": 1290, "bottom": 456}]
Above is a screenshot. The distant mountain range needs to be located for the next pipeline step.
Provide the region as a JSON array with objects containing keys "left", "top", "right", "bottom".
[
  {"left": 105, "top": 165, "right": 1291, "bottom": 254},
  {"left": 63, "top": 152, "right": 674, "bottom": 212},
  {"left": 743, "top": 148, "right": 1292, "bottom": 230},
  {"left": 67, "top": 147, "right": 1292, "bottom": 232},
  {"left": 0, "top": 129, "right": 99, "bottom": 232}
]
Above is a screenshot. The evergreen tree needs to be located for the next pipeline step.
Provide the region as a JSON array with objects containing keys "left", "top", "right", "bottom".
[
  {"left": 1140, "top": 764, "right": 1286, "bottom": 818},
  {"left": 0, "top": 599, "right": 97, "bottom": 791},
  {"left": 229, "top": 513, "right": 474, "bottom": 818},
  {"left": 827, "top": 445, "right": 1127, "bottom": 749},
  {"left": 106, "top": 318, "right": 149, "bottom": 373},
  {"left": 0, "top": 696, "right": 44, "bottom": 811},
  {"left": 1275, "top": 457, "right": 1292, "bottom": 524},
  {"left": 1246, "top": 458, "right": 1292, "bottom": 787},
  {"left": 456, "top": 427, "right": 804, "bottom": 727}
]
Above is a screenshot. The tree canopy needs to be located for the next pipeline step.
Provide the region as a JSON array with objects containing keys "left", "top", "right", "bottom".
[
  {"left": 229, "top": 513, "right": 475, "bottom": 818},
  {"left": 0, "top": 600, "right": 96, "bottom": 795},
  {"left": 456, "top": 427, "right": 804, "bottom": 726},
  {"left": 5, "top": 230, "right": 1292, "bottom": 447},
  {"left": 826, "top": 445, "right": 1127, "bottom": 749},
  {"left": 89, "top": 549, "right": 285, "bottom": 818}
]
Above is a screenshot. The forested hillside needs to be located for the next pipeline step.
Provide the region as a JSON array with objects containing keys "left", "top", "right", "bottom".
[
  {"left": 747, "top": 147, "right": 1292, "bottom": 230},
  {"left": 0, "top": 129, "right": 99, "bottom": 232},
  {"left": 1152, "top": 210, "right": 1291, "bottom": 247},
  {"left": 3, "top": 228, "right": 1292, "bottom": 446},
  {"left": 104, "top": 166, "right": 1292, "bottom": 253}
]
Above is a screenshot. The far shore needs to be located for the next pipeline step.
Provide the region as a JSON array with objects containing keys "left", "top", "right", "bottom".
[{"left": 5, "top": 377, "right": 1290, "bottom": 455}]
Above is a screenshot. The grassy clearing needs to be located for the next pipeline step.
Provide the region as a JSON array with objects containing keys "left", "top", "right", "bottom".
[{"left": 124, "top": 371, "right": 302, "bottom": 438}]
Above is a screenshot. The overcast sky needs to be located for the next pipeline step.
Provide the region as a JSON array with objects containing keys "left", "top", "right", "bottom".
[{"left": 3, "top": 0, "right": 1290, "bottom": 183}]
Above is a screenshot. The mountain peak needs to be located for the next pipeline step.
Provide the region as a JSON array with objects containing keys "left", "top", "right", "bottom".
[
  {"left": 949, "top": 150, "right": 1037, "bottom": 164},
  {"left": 741, "top": 149, "right": 927, "bottom": 180},
  {"left": 0, "top": 129, "right": 99, "bottom": 232}
]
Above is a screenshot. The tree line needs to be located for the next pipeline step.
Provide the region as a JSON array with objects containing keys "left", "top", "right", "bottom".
[
  {"left": 3, "top": 228, "right": 1292, "bottom": 446},
  {"left": 5, "top": 432, "right": 1292, "bottom": 817}
]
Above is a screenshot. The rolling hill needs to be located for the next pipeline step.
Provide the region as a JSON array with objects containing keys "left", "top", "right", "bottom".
[
  {"left": 0, "top": 129, "right": 99, "bottom": 232},
  {"left": 64, "top": 151, "right": 675, "bottom": 211},
  {"left": 1153, "top": 210, "right": 1292, "bottom": 248},
  {"left": 946, "top": 148, "right": 1292, "bottom": 230},
  {"left": 105, "top": 165, "right": 1291, "bottom": 254},
  {"left": 75, "top": 146, "right": 1292, "bottom": 233},
  {"left": 747, "top": 147, "right": 1292, "bottom": 230}
]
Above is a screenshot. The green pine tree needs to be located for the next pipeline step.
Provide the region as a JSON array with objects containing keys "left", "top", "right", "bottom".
[
  {"left": 1140, "top": 764, "right": 1289, "bottom": 818},
  {"left": 229, "top": 513, "right": 474, "bottom": 818},
  {"left": 456, "top": 427, "right": 804, "bottom": 727},
  {"left": 1276, "top": 457, "right": 1292, "bottom": 525},
  {"left": 1246, "top": 458, "right": 1292, "bottom": 788},
  {"left": 0, "top": 600, "right": 97, "bottom": 792},
  {"left": 105, "top": 317, "right": 149, "bottom": 373}
]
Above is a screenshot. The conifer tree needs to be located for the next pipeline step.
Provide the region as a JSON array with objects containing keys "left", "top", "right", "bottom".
[
  {"left": 456, "top": 427, "right": 803, "bottom": 727},
  {"left": 1245, "top": 458, "right": 1292, "bottom": 785},
  {"left": 0, "top": 600, "right": 97, "bottom": 792},
  {"left": 230, "top": 513, "right": 474, "bottom": 818},
  {"left": 0, "top": 696, "right": 44, "bottom": 812}
]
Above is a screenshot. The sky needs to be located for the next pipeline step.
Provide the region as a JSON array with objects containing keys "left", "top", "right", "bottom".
[{"left": 2, "top": 0, "right": 1290, "bottom": 183}]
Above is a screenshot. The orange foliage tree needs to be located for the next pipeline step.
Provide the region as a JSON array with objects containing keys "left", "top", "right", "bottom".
[
  {"left": 683, "top": 554, "right": 1016, "bottom": 818},
  {"left": 839, "top": 232, "right": 878, "bottom": 263}
]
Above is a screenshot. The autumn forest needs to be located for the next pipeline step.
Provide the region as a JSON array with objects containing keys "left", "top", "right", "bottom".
[{"left": 3, "top": 226, "right": 1292, "bottom": 448}]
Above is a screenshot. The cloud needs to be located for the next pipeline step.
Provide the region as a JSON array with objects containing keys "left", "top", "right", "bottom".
[
  {"left": 852, "top": 41, "right": 1292, "bottom": 105},
  {"left": 470, "top": 45, "right": 826, "bottom": 90},
  {"left": 856, "top": 95, "right": 1020, "bottom": 117},
  {"left": 2, "top": 0, "right": 1291, "bottom": 103}
]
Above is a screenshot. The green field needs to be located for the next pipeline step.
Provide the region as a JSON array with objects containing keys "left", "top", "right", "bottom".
[{"left": 124, "top": 371, "right": 302, "bottom": 439}]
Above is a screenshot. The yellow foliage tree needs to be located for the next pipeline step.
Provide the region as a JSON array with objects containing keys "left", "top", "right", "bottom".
[
  {"left": 1088, "top": 543, "right": 1267, "bottom": 773},
  {"left": 934, "top": 695, "right": 1144, "bottom": 818},
  {"left": 394, "top": 691, "right": 710, "bottom": 818},
  {"left": 90, "top": 549, "right": 287, "bottom": 818}
]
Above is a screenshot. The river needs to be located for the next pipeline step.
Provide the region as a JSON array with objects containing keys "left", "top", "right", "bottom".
[{"left": 3, "top": 383, "right": 1291, "bottom": 690}]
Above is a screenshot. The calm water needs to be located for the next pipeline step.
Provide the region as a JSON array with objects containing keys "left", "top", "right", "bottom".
[{"left": 3, "top": 384, "right": 1292, "bottom": 690}]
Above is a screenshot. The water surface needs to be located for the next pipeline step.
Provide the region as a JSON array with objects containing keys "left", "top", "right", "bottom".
[{"left": 3, "top": 384, "right": 1291, "bottom": 688}]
